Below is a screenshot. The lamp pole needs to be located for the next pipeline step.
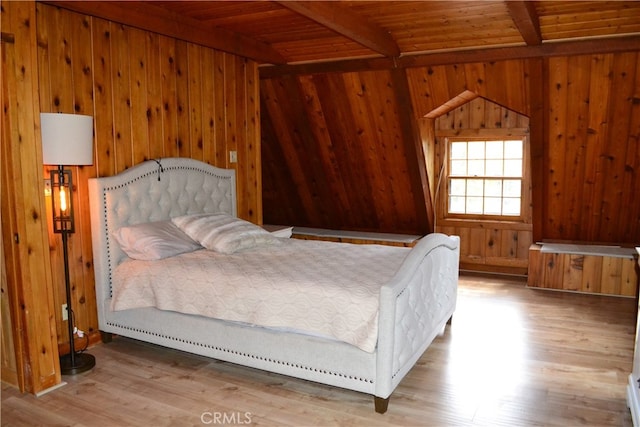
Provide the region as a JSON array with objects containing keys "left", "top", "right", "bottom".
[
  {"left": 61, "top": 223, "right": 76, "bottom": 368},
  {"left": 55, "top": 165, "right": 95, "bottom": 375}
]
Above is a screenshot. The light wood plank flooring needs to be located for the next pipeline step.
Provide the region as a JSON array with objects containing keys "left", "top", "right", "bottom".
[{"left": 2, "top": 274, "right": 636, "bottom": 426}]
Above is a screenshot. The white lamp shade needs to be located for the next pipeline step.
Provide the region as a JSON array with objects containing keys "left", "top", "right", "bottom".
[{"left": 41, "top": 113, "right": 94, "bottom": 165}]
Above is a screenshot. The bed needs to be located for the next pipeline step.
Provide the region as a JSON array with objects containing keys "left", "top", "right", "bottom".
[{"left": 88, "top": 157, "right": 460, "bottom": 413}]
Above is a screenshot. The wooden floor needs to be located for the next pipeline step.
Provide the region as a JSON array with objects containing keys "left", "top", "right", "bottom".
[{"left": 2, "top": 274, "right": 637, "bottom": 426}]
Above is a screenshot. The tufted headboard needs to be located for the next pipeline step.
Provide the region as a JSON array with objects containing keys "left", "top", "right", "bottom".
[{"left": 88, "top": 158, "right": 236, "bottom": 305}]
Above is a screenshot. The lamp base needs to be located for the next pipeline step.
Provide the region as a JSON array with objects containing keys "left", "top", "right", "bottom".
[{"left": 60, "top": 352, "right": 95, "bottom": 375}]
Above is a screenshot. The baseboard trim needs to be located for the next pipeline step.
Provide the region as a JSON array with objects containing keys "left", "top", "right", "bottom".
[{"left": 35, "top": 381, "right": 67, "bottom": 397}]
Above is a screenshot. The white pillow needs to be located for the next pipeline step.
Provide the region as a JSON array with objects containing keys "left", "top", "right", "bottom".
[
  {"left": 112, "top": 220, "right": 202, "bottom": 261},
  {"left": 171, "top": 213, "right": 279, "bottom": 254}
]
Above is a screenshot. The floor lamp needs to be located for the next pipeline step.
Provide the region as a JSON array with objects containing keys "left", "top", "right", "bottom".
[{"left": 41, "top": 112, "right": 96, "bottom": 375}]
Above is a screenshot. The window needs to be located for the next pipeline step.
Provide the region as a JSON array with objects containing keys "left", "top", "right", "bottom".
[{"left": 447, "top": 138, "right": 524, "bottom": 218}]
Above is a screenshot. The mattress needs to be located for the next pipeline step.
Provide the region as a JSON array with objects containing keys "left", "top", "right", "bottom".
[{"left": 112, "top": 238, "right": 410, "bottom": 352}]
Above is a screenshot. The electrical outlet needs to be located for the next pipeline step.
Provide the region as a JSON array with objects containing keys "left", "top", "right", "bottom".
[
  {"left": 62, "top": 303, "right": 68, "bottom": 321},
  {"left": 44, "top": 179, "right": 52, "bottom": 197}
]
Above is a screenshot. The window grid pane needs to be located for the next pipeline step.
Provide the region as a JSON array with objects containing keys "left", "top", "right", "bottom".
[
  {"left": 450, "top": 159, "right": 467, "bottom": 176},
  {"left": 449, "top": 196, "right": 466, "bottom": 213},
  {"left": 450, "top": 141, "right": 468, "bottom": 159},
  {"left": 484, "top": 197, "right": 502, "bottom": 215},
  {"left": 466, "top": 196, "right": 483, "bottom": 214},
  {"left": 450, "top": 179, "right": 466, "bottom": 196},
  {"left": 485, "top": 180, "right": 502, "bottom": 197},
  {"left": 485, "top": 141, "right": 503, "bottom": 159}
]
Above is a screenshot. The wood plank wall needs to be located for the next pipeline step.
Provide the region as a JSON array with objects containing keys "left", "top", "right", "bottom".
[
  {"left": 406, "top": 60, "right": 530, "bottom": 119},
  {"left": 261, "top": 52, "right": 640, "bottom": 253},
  {"left": 35, "top": 4, "right": 261, "bottom": 348},
  {"left": 1, "top": 1, "right": 61, "bottom": 393},
  {"left": 261, "top": 59, "right": 531, "bottom": 238},
  {"left": 261, "top": 71, "right": 427, "bottom": 235},
  {"left": 404, "top": 54, "right": 640, "bottom": 246},
  {"left": 545, "top": 53, "right": 640, "bottom": 243},
  {"left": 433, "top": 97, "right": 532, "bottom": 274}
]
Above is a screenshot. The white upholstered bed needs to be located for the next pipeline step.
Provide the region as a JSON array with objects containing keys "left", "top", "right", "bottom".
[{"left": 88, "top": 157, "right": 460, "bottom": 413}]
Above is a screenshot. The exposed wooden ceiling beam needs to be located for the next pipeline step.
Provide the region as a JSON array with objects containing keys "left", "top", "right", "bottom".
[
  {"left": 275, "top": 1, "right": 400, "bottom": 58},
  {"left": 260, "top": 35, "right": 640, "bottom": 78},
  {"left": 505, "top": 1, "right": 542, "bottom": 46},
  {"left": 41, "top": 1, "right": 287, "bottom": 65},
  {"left": 390, "top": 68, "right": 432, "bottom": 233}
]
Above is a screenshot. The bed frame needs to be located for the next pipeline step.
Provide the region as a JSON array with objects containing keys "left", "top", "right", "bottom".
[{"left": 88, "top": 157, "right": 460, "bottom": 413}]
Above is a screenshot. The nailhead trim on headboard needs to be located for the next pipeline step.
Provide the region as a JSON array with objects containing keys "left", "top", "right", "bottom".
[{"left": 102, "top": 191, "right": 113, "bottom": 298}]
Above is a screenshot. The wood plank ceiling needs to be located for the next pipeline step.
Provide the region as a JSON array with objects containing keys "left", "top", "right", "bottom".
[
  {"left": 42, "top": 1, "right": 640, "bottom": 237},
  {"left": 47, "top": 1, "right": 640, "bottom": 66}
]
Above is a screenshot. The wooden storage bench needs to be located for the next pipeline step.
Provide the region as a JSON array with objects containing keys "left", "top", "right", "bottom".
[
  {"left": 528, "top": 243, "right": 638, "bottom": 297},
  {"left": 292, "top": 227, "right": 421, "bottom": 247}
]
